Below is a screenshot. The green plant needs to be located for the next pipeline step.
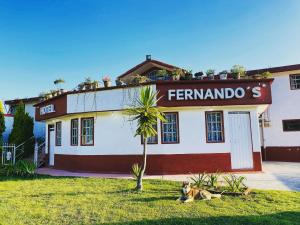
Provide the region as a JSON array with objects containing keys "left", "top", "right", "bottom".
[
  {"left": 206, "top": 69, "right": 215, "bottom": 76},
  {"left": 261, "top": 71, "right": 272, "bottom": 79},
  {"left": 126, "top": 87, "right": 166, "bottom": 191},
  {"left": 194, "top": 71, "right": 204, "bottom": 79},
  {"left": 224, "top": 174, "right": 247, "bottom": 192},
  {"left": 8, "top": 105, "right": 34, "bottom": 158},
  {"left": 131, "top": 163, "right": 142, "bottom": 180},
  {"left": 156, "top": 69, "right": 167, "bottom": 78},
  {"left": 190, "top": 173, "right": 207, "bottom": 188},
  {"left": 231, "top": 65, "right": 246, "bottom": 79},
  {"left": 14, "top": 160, "right": 36, "bottom": 176},
  {"left": 131, "top": 74, "right": 150, "bottom": 84},
  {"left": 53, "top": 78, "right": 65, "bottom": 90},
  {"left": 207, "top": 173, "right": 220, "bottom": 189},
  {"left": 0, "top": 160, "right": 36, "bottom": 177}
]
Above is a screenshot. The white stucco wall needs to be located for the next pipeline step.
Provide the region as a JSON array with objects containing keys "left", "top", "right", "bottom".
[
  {"left": 67, "top": 85, "right": 156, "bottom": 113},
  {"left": 263, "top": 72, "right": 300, "bottom": 147},
  {"left": 45, "top": 106, "right": 262, "bottom": 156}
]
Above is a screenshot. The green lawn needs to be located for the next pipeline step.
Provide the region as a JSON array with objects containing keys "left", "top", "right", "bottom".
[{"left": 0, "top": 176, "right": 299, "bottom": 225}]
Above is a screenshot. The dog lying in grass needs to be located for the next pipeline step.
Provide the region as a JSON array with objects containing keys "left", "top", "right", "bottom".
[{"left": 177, "top": 181, "right": 222, "bottom": 203}]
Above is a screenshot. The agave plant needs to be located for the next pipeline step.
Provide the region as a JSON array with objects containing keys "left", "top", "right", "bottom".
[
  {"left": 224, "top": 174, "right": 247, "bottom": 192},
  {"left": 207, "top": 173, "right": 220, "bottom": 189},
  {"left": 190, "top": 173, "right": 207, "bottom": 188},
  {"left": 131, "top": 163, "right": 142, "bottom": 180}
]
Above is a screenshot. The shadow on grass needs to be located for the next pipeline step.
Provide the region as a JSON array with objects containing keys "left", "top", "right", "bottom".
[
  {"left": 130, "top": 196, "right": 177, "bottom": 202},
  {"left": 101, "top": 211, "right": 300, "bottom": 225},
  {"left": 0, "top": 174, "right": 85, "bottom": 182}
]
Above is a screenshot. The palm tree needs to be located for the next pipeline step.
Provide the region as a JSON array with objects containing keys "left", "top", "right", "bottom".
[{"left": 126, "top": 86, "right": 165, "bottom": 191}]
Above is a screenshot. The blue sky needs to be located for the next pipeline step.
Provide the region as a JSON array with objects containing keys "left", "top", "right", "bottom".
[{"left": 0, "top": 0, "right": 300, "bottom": 101}]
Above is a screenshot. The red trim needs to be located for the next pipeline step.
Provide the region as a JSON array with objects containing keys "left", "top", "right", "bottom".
[
  {"left": 55, "top": 122, "right": 62, "bottom": 146},
  {"left": 80, "top": 117, "right": 94, "bottom": 146},
  {"left": 263, "top": 146, "right": 300, "bottom": 162},
  {"left": 205, "top": 111, "right": 225, "bottom": 143},
  {"left": 161, "top": 112, "right": 180, "bottom": 144},
  {"left": 53, "top": 152, "right": 262, "bottom": 175},
  {"left": 70, "top": 118, "right": 79, "bottom": 146},
  {"left": 117, "top": 59, "right": 179, "bottom": 79},
  {"left": 246, "top": 64, "right": 300, "bottom": 76},
  {"left": 3, "top": 114, "right": 14, "bottom": 117}
]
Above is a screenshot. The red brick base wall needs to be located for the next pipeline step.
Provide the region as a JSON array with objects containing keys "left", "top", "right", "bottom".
[
  {"left": 52, "top": 152, "right": 262, "bottom": 175},
  {"left": 263, "top": 147, "right": 300, "bottom": 162}
]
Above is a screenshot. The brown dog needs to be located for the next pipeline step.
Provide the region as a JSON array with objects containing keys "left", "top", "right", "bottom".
[{"left": 177, "top": 181, "right": 221, "bottom": 203}]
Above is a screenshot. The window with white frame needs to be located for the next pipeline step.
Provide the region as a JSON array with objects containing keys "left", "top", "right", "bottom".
[
  {"left": 161, "top": 113, "right": 179, "bottom": 143},
  {"left": 55, "top": 122, "right": 62, "bottom": 146},
  {"left": 71, "top": 119, "right": 79, "bottom": 146},
  {"left": 141, "top": 123, "right": 158, "bottom": 144},
  {"left": 81, "top": 118, "right": 94, "bottom": 145},
  {"left": 205, "top": 111, "right": 224, "bottom": 143},
  {"left": 290, "top": 74, "right": 300, "bottom": 90}
]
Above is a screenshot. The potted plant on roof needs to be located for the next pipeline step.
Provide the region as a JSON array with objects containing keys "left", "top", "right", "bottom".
[
  {"left": 131, "top": 74, "right": 150, "bottom": 84},
  {"left": 261, "top": 71, "right": 272, "bottom": 79},
  {"left": 102, "top": 76, "right": 111, "bottom": 88},
  {"left": 170, "top": 69, "right": 182, "bottom": 81},
  {"left": 194, "top": 71, "right": 204, "bottom": 80},
  {"left": 156, "top": 69, "right": 167, "bottom": 80},
  {"left": 230, "top": 65, "right": 246, "bottom": 79},
  {"left": 206, "top": 69, "right": 215, "bottom": 80},
  {"left": 219, "top": 70, "right": 228, "bottom": 80}
]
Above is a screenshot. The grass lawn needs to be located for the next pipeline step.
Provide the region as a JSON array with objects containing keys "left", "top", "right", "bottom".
[{"left": 0, "top": 176, "right": 299, "bottom": 225}]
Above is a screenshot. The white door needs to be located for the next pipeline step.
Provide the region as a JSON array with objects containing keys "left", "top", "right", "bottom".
[
  {"left": 49, "top": 125, "right": 55, "bottom": 166},
  {"left": 228, "top": 112, "right": 253, "bottom": 169}
]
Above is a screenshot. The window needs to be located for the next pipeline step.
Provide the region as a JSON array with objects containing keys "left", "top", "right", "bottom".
[
  {"left": 147, "top": 70, "right": 170, "bottom": 81},
  {"left": 283, "top": 119, "right": 300, "bottom": 132},
  {"left": 205, "top": 111, "right": 224, "bottom": 143},
  {"left": 161, "top": 112, "right": 179, "bottom": 143},
  {"left": 81, "top": 118, "right": 94, "bottom": 145},
  {"left": 141, "top": 123, "right": 158, "bottom": 144},
  {"left": 55, "top": 122, "right": 62, "bottom": 146},
  {"left": 290, "top": 74, "right": 300, "bottom": 90},
  {"left": 71, "top": 119, "right": 79, "bottom": 146}
]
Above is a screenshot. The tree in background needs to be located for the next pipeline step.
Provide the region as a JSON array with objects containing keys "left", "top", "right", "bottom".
[
  {"left": 126, "top": 87, "right": 165, "bottom": 191},
  {"left": 9, "top": 104, "right": 34, "bottom": 158},
  {"left": 0, "top": 100, "right": 5, "bottom": 145}
]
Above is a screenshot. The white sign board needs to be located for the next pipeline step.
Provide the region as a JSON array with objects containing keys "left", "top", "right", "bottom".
[
  {"left": 40, "top": 104, "right": 55, "bottom": 115},
  {"left": 168, "top": 87, "right": 261, "bottom": 101}
]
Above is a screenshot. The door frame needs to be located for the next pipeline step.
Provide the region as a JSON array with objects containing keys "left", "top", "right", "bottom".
[
  {"left": 47, "top": 124, "right": 55, "bottom": 166},
  {"left": 229, "top": 111, "right": 254, "bottom": 170}
]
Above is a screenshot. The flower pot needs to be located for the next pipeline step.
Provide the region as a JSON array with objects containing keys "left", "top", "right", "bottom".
[
  {"left": 219, "top": 73, "right": 228, "bottom": 80},
  {"left": 252, "top": 74, "right": 262, "bottom": 80},
  {"left": 170, "top": 75, "right": 179, "bottom": 81},
  {"left": 207, "top": 74, "right": 214, "bottom": 80},
  {"left": 104, "top": 80, "right": 111, "bottom": 88}
]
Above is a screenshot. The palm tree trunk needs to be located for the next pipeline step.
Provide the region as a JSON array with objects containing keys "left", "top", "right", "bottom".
[{"left": 136, "top": 137, "right": 147, "bottom": 191}]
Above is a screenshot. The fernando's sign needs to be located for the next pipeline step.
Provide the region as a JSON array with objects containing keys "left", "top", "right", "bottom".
[
  {"left": 156, "top": 80, "right": 273, "bottom": 107},
  {"left": 167, "top": 87, "right": 261, "bottom": 101}
]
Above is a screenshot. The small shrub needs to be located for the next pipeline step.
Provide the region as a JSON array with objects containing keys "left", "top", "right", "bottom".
[
  {"left": 207, "top": 173, "right": 220, "bottom": 189},
  {"left": 0, "top": 160, "right": 36, "bottom": 177},
  {"left": 131, "top": 163, "right": 142, "bottom": 180},
  {"left": 224, "top": 174, "right": 247, "bottom": 192},
  {"left": 190, "top": 173, "right": 207, "bottom": 188}
]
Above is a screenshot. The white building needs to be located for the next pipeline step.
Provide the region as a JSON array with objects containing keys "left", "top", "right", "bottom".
[
  {"left": 247, "top": 64, "right": 300, "bottom": 162},
  {"left": 34, "top": 58, "right": 273, "bottom": 174}
]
